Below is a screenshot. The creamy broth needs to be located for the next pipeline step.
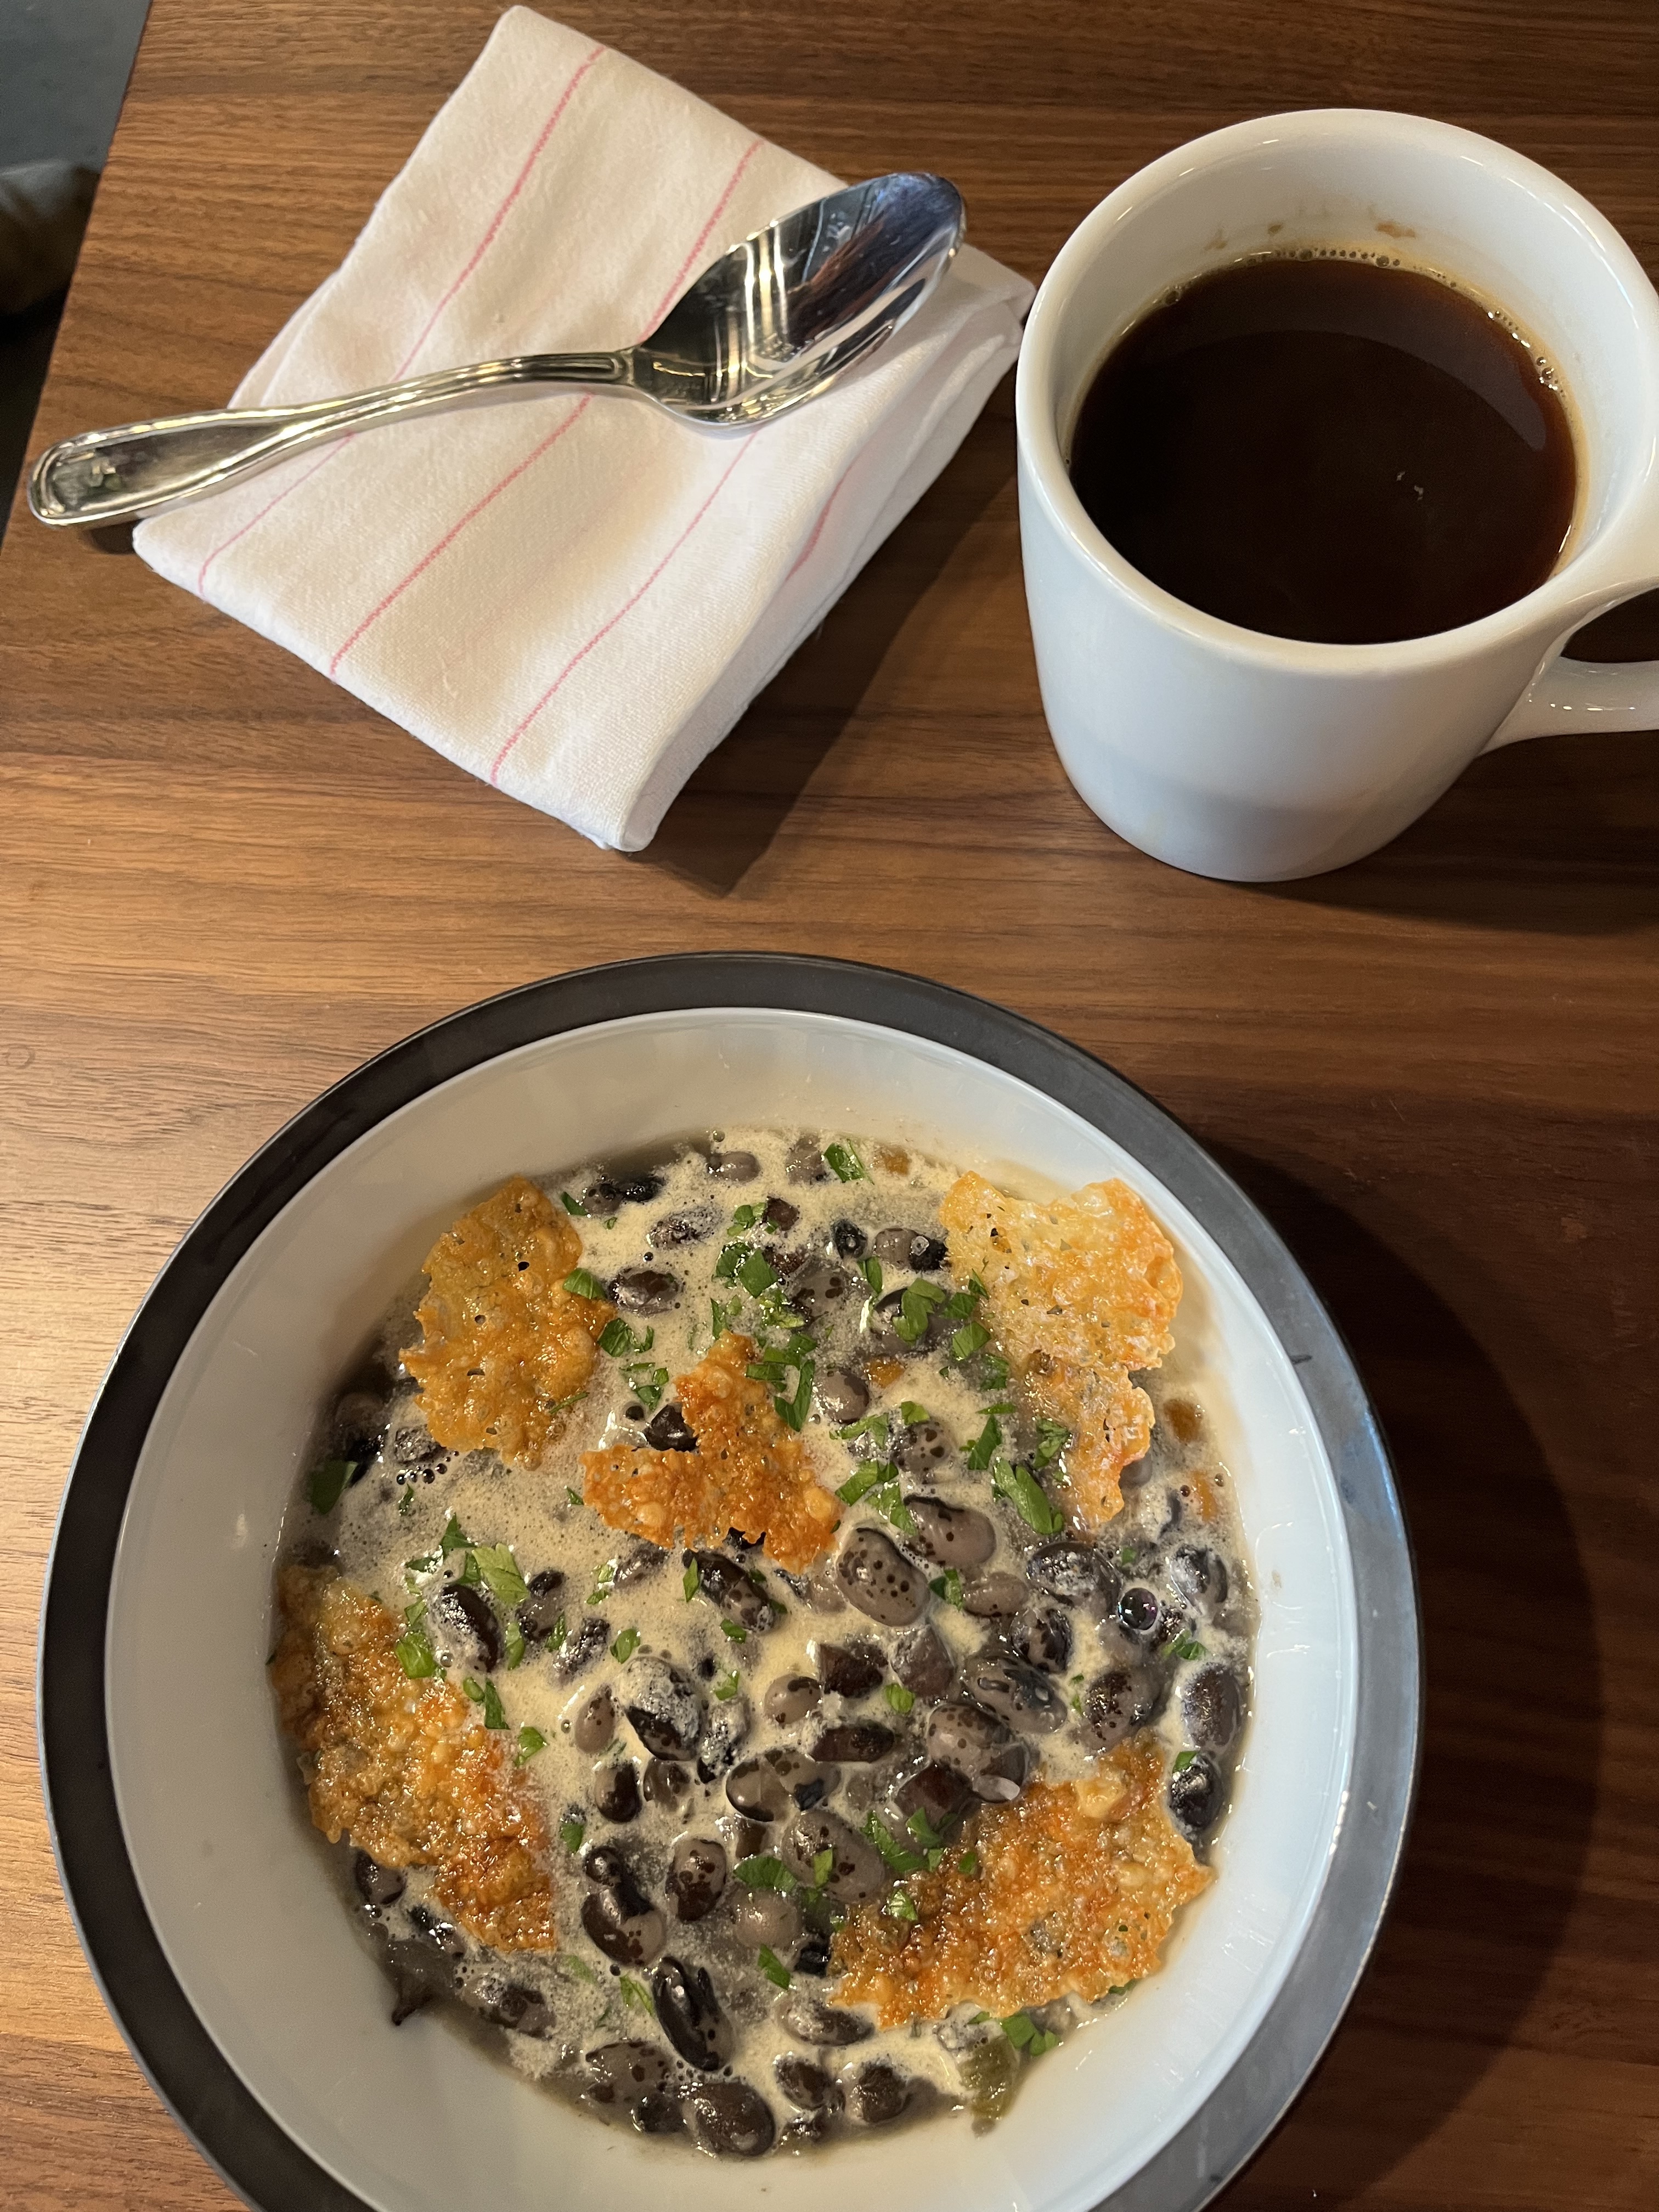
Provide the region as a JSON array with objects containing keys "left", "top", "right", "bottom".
[{"left": 275, "top": 1131, "right": 1255, "bottom": 2155}]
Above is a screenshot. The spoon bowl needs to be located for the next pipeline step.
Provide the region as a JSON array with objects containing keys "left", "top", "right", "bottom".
[{"left": 28, "top": 172, "right": 965, "bottom": 530}]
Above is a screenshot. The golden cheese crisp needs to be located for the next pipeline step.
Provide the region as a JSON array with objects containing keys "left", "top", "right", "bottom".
[
  {"left": 402, "top": 1176, "right": 614, "bottom": 1471},
  {"left": 270, "top": 1566, "right": 557, "bottom": 1951},
  {"left": 831, "top": 1743, "right": 1210, "bottom": 2024},
  {"left": 582, "top": 1329, "right": 840, "bottom": 1573},
  {"left": 940, "top": 1171, "right": 1182, "bottom": 1528}
]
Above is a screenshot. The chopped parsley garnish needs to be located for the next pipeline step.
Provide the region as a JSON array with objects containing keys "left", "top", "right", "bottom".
[
  {"left": 1171, "top": 1635, "right": 1207, "bottom": 1663},
  {"left": 559, "top": 1190, "right": 589, "bottom": 1216},
  {"left": 964, "top": 1412, "right": 1002, "bottom": 1471},
  {"left": 440, "top": 1514, "right": 471, "bottom": 1553},
  {"left": 719, "top": 1618, "right": 747, "bottom": 1644},
  {"left": 837, "top": 1459, "right": 894, "bottom": 1506},
  {"left": 1034, "top": 1418, "right": 1071, "bottom": 1469},
  {"left": 823, "top": 1141, "right": 867, "bottom": 1183},
  {"left": 714, "top": 1243, "right": 747, "bottom": 1282},
  {"left": 457, "top": 1550, "right": 483, "bottom": 1588},
  {"left": 599, "top": 1316, "right": 655, "bottom": 1359},
  {"left": 870, "top": 1476, "right": 916, "bottom": 1537},
  {"left": 565, "top": 1487, "right": 583, "bottom": 1507},
  {"left": 619, "top": 1974, "right": 654, "bottom": 2016},
  {"left": 979, "top": 1353, "right": 1009, "bottom": 1389},
  {"left": 1116, "top": 1543, "right": 1140, "bottom": 1569},
  {"left": 472, "top": 1542, "right": 528, "bottom": 1607},
  {"left": 834, "top": 1412, "right": 889, "bottom": 1443},
  {"left": 393, "top": 1607, "right": 438, "bottom": 1679},
  {"left": 713, "top": 1669, "right": 742, "bottom": 1701},
  {"left": 929, "top": 1567, "right": 964, "bottom": 1608},
  {"left": 729, "top": 1202, "right": 763, "bottom": 1232},
  {"left": 991, "top": 1454, "right": 1065, "bottom": 1536},
  {"left": 1173, "top": 1748, "right": 1198, "bottom": 1772},
  {"left": 546, "top": 1611, "right": 567, "bottom": 1650},
  {"left": 899, "top": 1400, "right": 930, "bottom": 1424},
  {"left": 906, "top": 1806, "right": 946, "bottom": 1849},
  {"left": 856, "top": 1255, "right": 883, "bottom": 1300},
  {"left": 588, "top": 1559, "right": 617, "bottom": 1606},
  {"left": 481, "top": 1679, "right": 506, "bottom": 1729},
  {"left": 733, "top": 1854, "right": 798, "bottom": 1892},
  {"left": 864, "top": 1812, "right": 925, "bottom": 1876},
  {"left": 682, "top": 1560, "right": 701, "bottom": 1601},
  {"left": 563, "top": 1267, "right": 607, "bottom": 1300},
  {"left": 306, "top": 1457, "right": 358, "bottom": 1515},
  {"left": 957, "top": 1848, "right": 979, "bottom": 1876},
  {"left": 626, "top": 1360, "right": 669, "bottom": 1412},
  {"left": 883, "top": 1888, "right": 919, "bottom": 1923},
  {"left": 710, "top": 1296, "right": 737, "bottom": 1338},
  {"left": 397, "top": 1488, "right": 415, "bottom": 1518},
  {"left": 894, "top": 1279, "right": 947, "bottom": 1345},
  {"left": 884, "top": 1680, "right": 916, "bottom": 1715},
  {"left": 610, "top": 1626, "right": 640, "bottom": 1664},
  {"left": 758, "top": 1945, "right": 792, "bottom": 1989},
  {"left": 773, "top": 1357, "right": 814, "bottom": 1432},
  {"left": 736, "top": 1249, "right": 779, "bottom": 1297},
  {"left": 811, "top": 1847, "right": 835, "bottom": 1889},
  {"left": 514, "top": 1725, "right": 546, "bottom": 1764},
  {"left": 558, "top": 1818, "right": 585, "bottom": 1853},
  {"left": 503, "top": 1616, "right": 526, "bottom": 1671},
  {"left": 556, "top": 1953, "right": 597, "bottom": 1983},
  {"left": 950, "top": 1319, "right": 992, "bottom": 1362}
]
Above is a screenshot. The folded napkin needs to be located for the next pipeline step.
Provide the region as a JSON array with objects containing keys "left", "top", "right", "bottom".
[{"left": 136, "top": 8, "right": 1031, "bottom": 849}]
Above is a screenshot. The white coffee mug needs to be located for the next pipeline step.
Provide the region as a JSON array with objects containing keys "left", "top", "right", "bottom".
[{"left": 1015, "top": 110, "right": 1659, "bottom": 881}]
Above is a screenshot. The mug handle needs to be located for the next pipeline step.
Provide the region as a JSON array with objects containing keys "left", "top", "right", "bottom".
[{"left": 1486, "top": 616, "right": 1659, "bottom": 749}]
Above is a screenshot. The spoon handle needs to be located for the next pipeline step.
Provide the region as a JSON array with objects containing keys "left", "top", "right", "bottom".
[{"left": 26, "top": 352, "right": 634, "bottom": 529}]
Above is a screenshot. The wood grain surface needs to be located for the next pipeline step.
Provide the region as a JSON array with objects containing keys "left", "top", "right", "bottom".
[{"left": 2, "top": 2, "right": 1656, "bottom": 2207}]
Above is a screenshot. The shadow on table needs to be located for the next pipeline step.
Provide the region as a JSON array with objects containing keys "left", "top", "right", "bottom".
[
  {"left": 1208, "top": 1149, "right": 1601, "bottom": 2204},
  {"left": 1256, "top": 587, "right": 1659, "bottom": 937},
  {"left": 636, "top": 400, "right": 1017, "bottom": 896}
]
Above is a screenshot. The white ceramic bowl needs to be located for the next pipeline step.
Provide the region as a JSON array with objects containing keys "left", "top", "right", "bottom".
[{"left": 41, "top": 957, "right": 1417, "bottom": 2212}]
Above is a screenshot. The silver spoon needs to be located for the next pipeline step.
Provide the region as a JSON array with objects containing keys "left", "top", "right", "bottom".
[{"left": 29, "top": 171, "right": 964, "bottom": 531}]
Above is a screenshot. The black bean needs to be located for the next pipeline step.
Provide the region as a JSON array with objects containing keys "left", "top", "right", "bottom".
[
  {"left": 573, "top": 1688, "right": 616, "bottom": 1752},
  {"left": 835, "top": 1525, "right": 928, "bottom": 1624},
  {"left": 792, "top": 1930, "right": 832, "bottom": 1977},
  {"left": 813, "top": 1638, "right": 884, "bottom": 1697},
  {"left": 609, "top": 1266, "right": 681, "bottom": 1314},
  {"left": 352, "top": 1852, "right": 405, "bottom": 1911},
  {"left": 773, "top": 1989, "right": 874, "bottom": 2046},
  {"left": 405, "top": 1902, "right": 465, "bottom": 1956},
  {"left": 1082, "top": 1664, "right": 1165, "bottom": 1746},
  {"left": 591, "top": 1760, "right": 642, "bottom": 1823},
  {"left": 584, "top": 2039, "right": 678, "bottom": 2112},
  {"left": 891, "top": 1759, "right": 974, "bottom": 1829},
  {"left": 624, "top": 1661, "right": 703, "bottom": 1758},
  {"left": 894, "top": 1419, "right": 952, "bottom": 1480},
  {"left": 375, "top": 1930, "right": 457, "bottom": 2022},
  {"left": 580, "top": 1883, "right": 665, "bottom": 1966},
  {"left": 780, "top": 1809, "right": 886, "bottom": 1901},
  {"left": 814, "top": 1368, "right": 870, "bottom": 1425},
  {"left": 788, "top": 1257, "right": 854, "bottom": 1324},
  {"left": 685, "top": 1549, "right": 776, "bottom": 1631},
  {"left": 785, "top": 1138, "right": 830, "bottom": 1184},
  {"left": 962, "top": 1652, "right": 1067, "bottom": 1734},
  {"left": 764, "top": 1195, "right": 800, "bottom": 1229},
  {"left": 872, "top": 1227, "right": 946, "bottom": 1271},
  {"left": 582, "top": 1842, "right": 637, "bottom": 1893},
  {"left": 925, "top": 1703, "right": 1030, "bottom": 1801},
  {"left": 1183, "top": 1664, "right": 1244, "bottom": 1752},
  {"left": 666, "top": 1835, "right": 727, "bottom": 1922},
  {"left": 1119, "top": 1585, "right": 1162, "bottom": 1637},
  {"left": 428, "top": 1583, "right": 501, "bottom": 1672},
  {"left": 831, "top": 1219, "right": 867, "bottom": 1258},
  {"left": 733, "top": 1887, "right": 801, "bottom": 1948},
  {"left": 552, "top": 1614, "right": 609, "bottom": 1678},
  {"left": 708, "top": 1149, "right": 760, "bottom": 1182},
  {"left": 1168, "top": 1751, "right": 1224, "bottom": 1833},
  {"left": 902, "top": 1498, "right": 996, "bottom": 1568},
  {"left": 652, "top": 1955, "right": 735, "bottom": 2072},
  {"left": 517, "top": 1567, "right": 567, "bottom": 1643},
  {"left": 391, "top": 1421, "right": 443, "bottom": 1468},
  {"left": 725, "top": 1756, "right": 790, "bottom": 1823},
  {"left": 642, "top": 1758, "right": 691, "bottom": 1809},
  {"left": 1025, "top": 1539, "right": 1115, "bottom": 1608},
  {"left": 585, "top": 1172, "right": 665, "bottom": 1209},
  {"left": 682, "top": 2076, "right": 776, "bottom": 2158},
  {"left": 478, "top": 1982, "right": 554, "bottom": 2037},
  {"left": 848, "top": 2061, "right": 910, "bottom": 2125},
  {"left": 695, "top": 1695, "right": 749, "bottom": 1780},
  {"left": 648, "top": 1205, "right": 718, "bottom": 1246},
  {"left": 763, "top": 1673, "right": 822, "bottom": 1726},
  {"left": 962, "top": 1571, "right": 1030, "bottom": 1619},
  {"left": 892, "top": 1622, "right": 955, "bottom": 1701},
  {"left": 642, "top": 1402, "right": 696, "bottom": 1452},
  {"left": 810, "top": 1722, "right": 896, "bottom": 1763},
  {"left": 1172, "top": 1545, "right": 1229, "bottom": 1609},
  {"left": 1011, "top": 1602, "right": 1074, "bottom": 1673},
  {"left": 775, "top": 2053, "right": 844, "bottom": 2111}
]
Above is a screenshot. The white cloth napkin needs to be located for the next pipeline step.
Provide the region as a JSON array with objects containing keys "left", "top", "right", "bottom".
[{"left": 135, "top": 8, "right": 1031, "bottom": 849}]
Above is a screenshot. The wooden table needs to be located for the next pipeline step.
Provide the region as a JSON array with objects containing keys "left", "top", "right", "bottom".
[{"left": 3, "top": 2, "right": 1655, "bottom": 2205}]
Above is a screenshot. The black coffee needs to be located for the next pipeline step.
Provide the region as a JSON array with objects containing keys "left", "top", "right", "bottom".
[{"left": 1068, "top": 254, "right": 1576, "bottom": 645}]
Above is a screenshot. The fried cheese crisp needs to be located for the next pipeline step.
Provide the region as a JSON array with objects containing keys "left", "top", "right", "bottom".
[
  {"left": 831, "top": 1743, "right": 1209, "bottom": 2024},
  {"left": 582, "top": 1329, "right": 840, "bottom": 1573},
  {"left": 270, "top": 1565, "right": 557, "bottom": 1951},
  {"left": 402, "top": 1175, "right": 614, "bottom": 1471},
  {"left": 940, "top": 1171, "right": 1182, "bottom": 1528}
]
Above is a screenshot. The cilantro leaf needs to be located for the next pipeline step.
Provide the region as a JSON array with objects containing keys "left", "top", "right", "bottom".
[
  {"left": 503, "top": 1615, "right": 526, "bottom": 1671},
  {"left": 734, "top": 1854, "right": 798, "bottom": 1892},
  {"left": 758, "top": 1945, "right": 792, "bottom": 1989},
  {"left": 774, "top": 1357, "right": 814, "bottom": 1432},
  {"left": 884, "top": 1680, "right": 916, "bottom": 1714},
  {"left": 563, "top": 1267, "right": 607, "bottom": 1300},
  {"left": 481, "top": 1679, "right": 507, "bottom": 1729},
  {"left": 712, "top": 1669, "right": 742, "bottom": 1701},
  {"left": 560, "top": 1190, "right": 589, "bottom": 1216},
  {"left": 883, "top": 1888, "right": 919, "bottom": 1923},
  {"left": 964, "top": 1412, "right": 1002, "bottom": 1471},
  {"left": 899, "top": 1401, "right": 930, "bottom": 1424},
  {"left": 514, "top": 1725, "right": 545, "bottom": 1764},
  {"left": 834, "top": 1412, "right": 889, "bottom": 1443},
  {"left": 611, "top": 1626, "right": 640, "bottom": 1664},
  {"left": 957, "top": 1848, "right": 979, "bottom": 1876},
  {"left": 929, "top": 1567, "right": 964, "bottom": 1608},
  {"left": 837, "top": 1459, "right": 893, "bottom": 1506},
  {"left": 991, "top": 1454, "right": 1065, "bottom": 1536},
  {"left": 719, "top": 1618, "right": 747, "bottom": 1644},
  {"left": 306, "top": 1457, "right": 357, "bottom": 1515},
  {"left": 863, "top": 1812, "right": 925, "bottom": 1875},
  {"left": 394, "top": 1615, "right": 438, "bottom": 1679},
  {"left": 823, "top": 1141, "right": 867, "bottom": 1183},
  {"left": 682, "top": 1560, "right": 701, "bottom": 1601},
  {"left": 619, "top": 1973, "right": 654, "bottom": 2016},
  {"left": 857, "top": 1255, "right": 883, "bottom": 1300},
  {"left": 894, "top": 1279, "right": 947, "bottom": 1345},
  {"left": 736, "top": 1249, "right": 779, "bottom": 1297},
  {"left": 558, "top": 1818, "right": 585, "bottom": 1853},
  {"left": 472, "top": 1542, "right": 528, "bottom": 1608},
  {"left": 439, "top": 1514, "right": 472, "bottom": 1554},
  {"left": 950, "top": 1319, "right": 992, "bottom": 1362}
]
